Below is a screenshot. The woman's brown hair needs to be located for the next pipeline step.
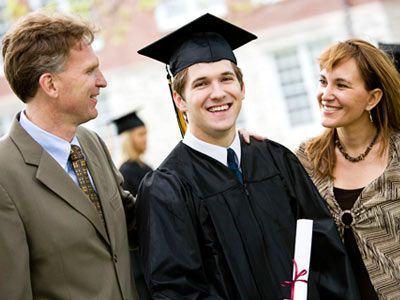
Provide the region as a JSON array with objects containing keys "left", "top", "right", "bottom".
[{"left": 306, "top": 38, "right": 400, "bottom": 179}]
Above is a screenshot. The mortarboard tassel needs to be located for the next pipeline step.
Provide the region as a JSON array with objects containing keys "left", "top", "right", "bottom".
[{"left": 166, "top": 66, "right": 187, "bottom": 137}]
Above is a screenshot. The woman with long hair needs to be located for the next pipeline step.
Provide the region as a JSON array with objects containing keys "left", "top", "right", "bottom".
[{"left": 296, "top": 39, "right": 400, "bottom": 299}]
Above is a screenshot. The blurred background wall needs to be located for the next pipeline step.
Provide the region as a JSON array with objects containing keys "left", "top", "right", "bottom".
[{"left": 1, "top": 0, "right": 399, "bottom": 168}]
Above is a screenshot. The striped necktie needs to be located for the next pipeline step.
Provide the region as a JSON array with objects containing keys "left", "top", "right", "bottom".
[
  {"left": 227, "top": 148, "right": 243, "bottom": 184},
  {"left": 69, "top": 145, "right": 105, "bottom": 224}
]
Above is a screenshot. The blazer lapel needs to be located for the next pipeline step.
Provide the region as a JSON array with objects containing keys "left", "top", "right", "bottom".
[
  {"left": 78, "top": 137, "right": 116, "bottom": 250},
  {"left": 36, "top": 154, "right": 110, "bottom": 245},
  {"left": 9, "top": 116, "right": 110, "bottom": 245}
]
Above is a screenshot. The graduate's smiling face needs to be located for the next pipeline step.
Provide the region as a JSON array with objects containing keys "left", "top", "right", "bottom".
[{"left": 173, "top": 59, "right": 245, "bottom": 145}]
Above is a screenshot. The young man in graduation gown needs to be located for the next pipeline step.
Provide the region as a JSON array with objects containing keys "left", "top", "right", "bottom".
[{"left": 136, "top": 13, "right": 360, "bottom": 300}]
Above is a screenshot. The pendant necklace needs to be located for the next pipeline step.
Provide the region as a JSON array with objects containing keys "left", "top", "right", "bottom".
[{"left": 335, "top": 131, "right": 379, "bottom": 163}]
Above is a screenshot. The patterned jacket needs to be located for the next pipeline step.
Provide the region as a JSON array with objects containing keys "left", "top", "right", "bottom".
[{"left": 296, "top": 131, "right": 400, "bottom": 300}]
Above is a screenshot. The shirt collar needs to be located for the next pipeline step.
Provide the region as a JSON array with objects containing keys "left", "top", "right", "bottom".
[
  {"left": 183, "top": 130, "right": 241, "bottom": 167},
  {"left": 19, "top": 110, "right": 80, "bottom": 170}
]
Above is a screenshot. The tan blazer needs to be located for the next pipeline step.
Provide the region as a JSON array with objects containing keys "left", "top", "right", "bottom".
[{"left": 0, "top": 114, "right": 138, "bottom": 300}]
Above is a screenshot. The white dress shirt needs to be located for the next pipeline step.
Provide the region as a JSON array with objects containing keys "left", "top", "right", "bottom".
[
  {"left": 182, "top": 130, "right": 241, "bottom": 168},
  {"left": 19, "top": 111, "right": 93, "bottom": 187}
]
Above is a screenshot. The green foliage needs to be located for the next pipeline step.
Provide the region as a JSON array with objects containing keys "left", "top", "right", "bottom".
[
  {"left": 3, "top": 0, "right": 28, "bottom": 22},
  {"left": 137, "top": 0, "right": 158, "bottom": 10},
  {"left": 1, "top": 0, "right": 149, "bottom": 44},
  {"left": 69, "top": 0, "right": 94, "bottom": 16},
  {"left": 231, "top": 2, "right": 255, "bottom": 13}
]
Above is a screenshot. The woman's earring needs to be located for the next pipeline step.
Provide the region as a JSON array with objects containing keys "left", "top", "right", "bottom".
[{"left": 369, "top": 110, "right": 373, "bottom": 123}]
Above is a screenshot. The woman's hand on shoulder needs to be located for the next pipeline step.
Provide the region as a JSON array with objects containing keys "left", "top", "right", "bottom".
[{"left": 238, "top": 128, "right": 266, "bottom": 144}]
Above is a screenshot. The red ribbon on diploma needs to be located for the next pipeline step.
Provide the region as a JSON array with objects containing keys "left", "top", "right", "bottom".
[{"left": 281, "top": 259, "right": 308, "bottom": 300}]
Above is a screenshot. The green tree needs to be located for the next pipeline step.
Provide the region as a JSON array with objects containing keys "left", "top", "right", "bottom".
[{"left": 1, "top": 0, "right": 157, "bottom": 44}]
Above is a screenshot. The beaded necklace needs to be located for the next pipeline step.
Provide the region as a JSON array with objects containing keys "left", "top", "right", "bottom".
[{"left": 335, "top": 131, "right": 379, "bottom": 162}]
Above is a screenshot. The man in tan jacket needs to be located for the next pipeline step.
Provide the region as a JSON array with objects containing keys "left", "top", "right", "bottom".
[{"left": 0, "top": 12, "right": 138, "bottom": 300}]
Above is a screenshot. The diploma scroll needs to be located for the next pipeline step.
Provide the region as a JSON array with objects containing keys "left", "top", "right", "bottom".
[{"left": 288, "top": 219, "right": 313, "bottom": 300}]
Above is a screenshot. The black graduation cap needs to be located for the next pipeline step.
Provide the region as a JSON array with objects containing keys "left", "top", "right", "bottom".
[
  {"left": 137, "top": 13, "right": 257, "bottom": 136},
  {"left": 138, "top": 13, "right": 257, "bottom": 76},
  {"left": 112, "top": 111, "right": 145, "bottom": 135},
  {"left": 378, "top": 42, "right": 400, "bottom": 72}
]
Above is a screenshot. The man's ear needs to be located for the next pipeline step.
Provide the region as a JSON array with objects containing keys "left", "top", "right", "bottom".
[
  {"left": 366, "top": 88, "right": 382, "bottom": 111},
  {"left": 241, "top": 81, "right": 246, "bottom": 101},
  {"left": 173, "top": 90, "right": 187, "bottom": 112},
  {"left": 38, "top": 73, "right": 58, "bottom": 98}
]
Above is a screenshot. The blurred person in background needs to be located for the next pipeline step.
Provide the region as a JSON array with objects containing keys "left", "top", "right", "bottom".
[
  {"left": 113, "top": 110, "right": 153, "bottom": 196},
  {"left": 296, "top": 38, "right": 400, "bottom": 299},
  {"left": 0, "top": 11, "right": 137, "bottom": 300},
  {"left": 113, "top": 110, "right": 152, "bottom": 300}
]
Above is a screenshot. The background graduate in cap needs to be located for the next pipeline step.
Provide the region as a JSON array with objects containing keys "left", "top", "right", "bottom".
[
  {"left": 112, "top": 110, "right": 153, "bottom": 197},
  {"left": 112, "top": 110, "right": 152, "bottom": 300},
  {"left": 136, "top": 13, "right": 360, "bottom": 300}
]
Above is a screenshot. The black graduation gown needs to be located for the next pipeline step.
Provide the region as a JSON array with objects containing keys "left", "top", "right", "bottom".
[
  {"left": 120, "top": 160, "right": 152, "bottom": 300},
  {"left": 136, "top": 138, "right": 360, "bottom": 300},
  {"left": 120, "top": 160, "right": 152, "bottom": 196}
]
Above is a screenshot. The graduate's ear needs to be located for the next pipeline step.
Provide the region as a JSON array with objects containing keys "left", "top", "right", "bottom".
[
  {"left": 173, "top": 91, "right": 188, "bottom": 112},
  {"left": 38, "top": 73, "right": 59, "bottom": 98},
  {"left": 240, "top": 81, "right": 245, "bottom": 101}
]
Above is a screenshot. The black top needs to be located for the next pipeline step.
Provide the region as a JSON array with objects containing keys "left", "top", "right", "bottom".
[
  {"left": 136, "top": 138, "right": 360, "bottom": 300},
  {"left": 333, "top": 187, "right": 379, "bottom": 300},
  {"left": 119, "top": 160, "right": 152, "bottom": 196}
]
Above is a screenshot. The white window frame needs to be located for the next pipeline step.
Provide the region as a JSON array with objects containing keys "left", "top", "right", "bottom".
[
  {"left": 274, "top": 48, "right": 312, "bottom": 127},
  {"left": 274, "top": 38, "right": 331, "bottom": 127}
]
